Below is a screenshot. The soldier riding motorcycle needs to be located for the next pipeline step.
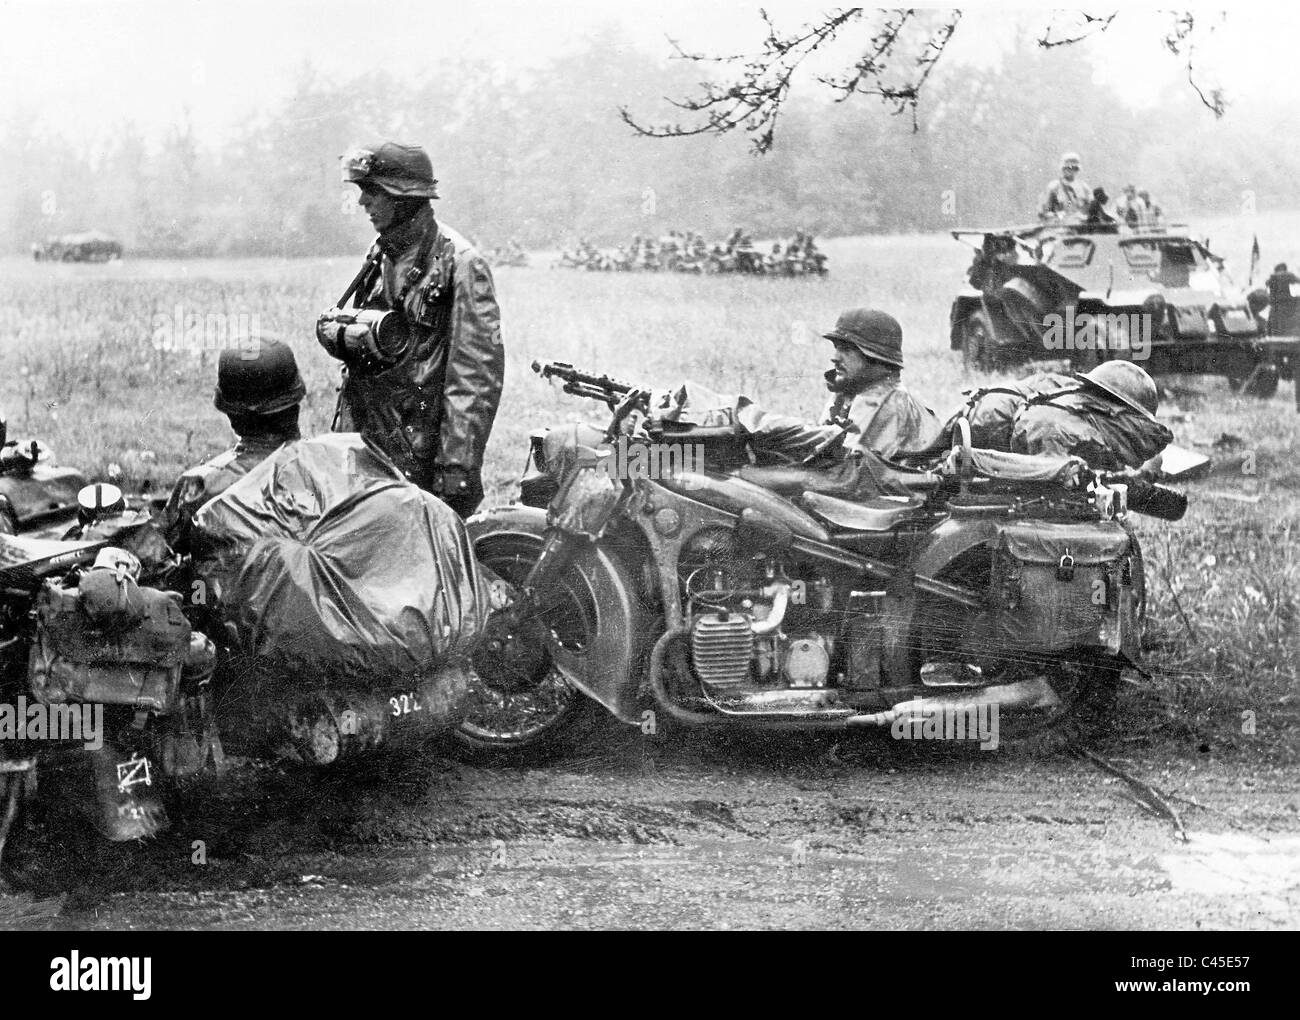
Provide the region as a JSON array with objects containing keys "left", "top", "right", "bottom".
[{"left": 454, "top": 360, "right": 1186, "bottom": 761}]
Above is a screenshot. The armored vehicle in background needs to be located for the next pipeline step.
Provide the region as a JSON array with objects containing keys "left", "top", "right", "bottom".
[
  {"left": 32, "top": 232, "right": 123, "bottom": 262},
  {"left": 949, "top": 222, "right": 1299, "bottom": 405}
]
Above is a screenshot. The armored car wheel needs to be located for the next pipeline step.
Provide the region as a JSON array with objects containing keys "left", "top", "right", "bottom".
[
  {"left": 1228, "top": 363, "right": 1280, "bottom": 399},
  {"left": 960, "top": 310, "right": 998, "bottom": 373}
]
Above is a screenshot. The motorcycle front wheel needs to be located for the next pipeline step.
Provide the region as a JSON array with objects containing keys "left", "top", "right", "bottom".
[{"left": 452, "top": 531, "right": 604, "bottom": 763}]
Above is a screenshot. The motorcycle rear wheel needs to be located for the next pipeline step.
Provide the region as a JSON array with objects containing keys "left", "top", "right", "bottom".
[{"left": 908, "top": 544, "right": 1126, "bottom": 755}]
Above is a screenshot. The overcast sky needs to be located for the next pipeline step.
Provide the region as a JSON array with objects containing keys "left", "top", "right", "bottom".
[{"left": 1, "top": 1, "right": 1293, "bottom": 147}]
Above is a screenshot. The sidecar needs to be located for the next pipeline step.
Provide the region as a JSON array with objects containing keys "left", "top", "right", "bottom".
[{"left": 191, "top": 433, "right": 488, "bottom": 765}]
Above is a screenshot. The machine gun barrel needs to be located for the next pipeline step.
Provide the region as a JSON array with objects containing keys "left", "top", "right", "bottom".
[{"left": 532, "top": 360, "right": 636, "bottom": 407}]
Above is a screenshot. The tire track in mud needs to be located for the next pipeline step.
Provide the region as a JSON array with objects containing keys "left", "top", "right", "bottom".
[{"left": 2, "top": 750, "right": 1296, "bottom": 929}]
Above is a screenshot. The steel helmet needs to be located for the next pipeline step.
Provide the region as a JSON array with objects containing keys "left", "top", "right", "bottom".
[
  {"left": 213, "top": 331, "right": 306, "bottom": 416},
  {"left": 1077, "top": 360, "right": 1159, "bottom": 420},
  {"left": 823, "top": 308, "right": 905, "bottom": 369},
  {"left": 340, "top": 141, "right": 440, "bottom": 199}
]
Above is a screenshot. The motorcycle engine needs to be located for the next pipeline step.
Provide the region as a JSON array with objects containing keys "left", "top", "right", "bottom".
[{"left": 680, "top": 528, "right": 838, "bottom": 693}]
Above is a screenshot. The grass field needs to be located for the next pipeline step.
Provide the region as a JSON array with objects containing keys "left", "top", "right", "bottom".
[{"left": 0, "top": 219, "right": 1295, "bottom": 761}]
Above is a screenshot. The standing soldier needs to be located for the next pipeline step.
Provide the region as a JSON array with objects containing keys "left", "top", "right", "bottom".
[
  {"left": 1266, "top": 262, "right": 1300, "bottom": 336},
  {"left": 1039, "top": 152, "right": 1091, "bottom": 222},
  {"left": 1116, "top": 184, "right": 1141, "bottom": 228},
  {"left": 321, "top": 141, "right": 504, "bottom": 517}
]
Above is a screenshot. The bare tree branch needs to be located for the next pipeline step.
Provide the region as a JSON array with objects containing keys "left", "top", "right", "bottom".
[
  {"left": 620, "top": 7, "right": 874, "bottom": 154},
  {"left": 816, "top": 10, "right": 964, "bottom": 131},
  {"left": 620, "top": 7, "right": 1223, "bottom": 154},
  {"left": 1037, "top": 11, "right": 1118, "bottom": 49},
  {"left": 1162, "top": 11, "right": 1228, "bottom": 117}
]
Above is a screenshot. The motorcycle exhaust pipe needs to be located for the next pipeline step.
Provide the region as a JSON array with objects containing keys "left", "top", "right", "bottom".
[
  {"left": 649, "top": 626, "right": 728, "bottom": 726},
  {"left": 845, "top": 677, "right": 1060, "bottom": 728}
]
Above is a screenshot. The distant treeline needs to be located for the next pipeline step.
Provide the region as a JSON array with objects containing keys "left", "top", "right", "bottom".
[{"left": 1, "top": 31, "right": 1293, "bottom": 257}]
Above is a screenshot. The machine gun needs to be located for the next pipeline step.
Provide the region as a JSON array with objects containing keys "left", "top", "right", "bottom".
[{"left": 532, "top": 361, "right": 636, "bottom": 410}]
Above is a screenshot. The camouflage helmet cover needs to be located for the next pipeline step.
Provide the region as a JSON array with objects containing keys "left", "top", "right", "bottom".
[{"left": 341, "top": 141, "right": 440, "bottom": 199}]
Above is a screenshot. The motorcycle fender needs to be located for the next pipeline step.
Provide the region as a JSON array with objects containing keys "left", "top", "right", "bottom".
[
  {"left": 466, "top": 505, "right": 649, "bottom": 724},
  {"left": 879, "top": 518, "right": 1002, "bottom": 682}
]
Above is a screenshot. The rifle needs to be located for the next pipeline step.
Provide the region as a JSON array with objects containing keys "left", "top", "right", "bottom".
[{"left": 532, "top": 361, "right": 635, "bottom": 410}]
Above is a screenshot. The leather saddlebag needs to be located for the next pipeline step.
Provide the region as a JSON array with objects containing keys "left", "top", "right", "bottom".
[{"left": 28, "top": 574, "right": 191, "bottom": 711}]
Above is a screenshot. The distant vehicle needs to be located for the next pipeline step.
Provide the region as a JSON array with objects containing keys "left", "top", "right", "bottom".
[
  {"left": 949, "top": 221, "right": 1299, "bottom": 404},
  {"left": 32, "top": 232, "right": 123, "bottom": 262}
]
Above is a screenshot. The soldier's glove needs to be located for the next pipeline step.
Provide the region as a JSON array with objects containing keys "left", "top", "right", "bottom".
[
  {"left": 432, "top": 466, "right": 470, "bottom": 499},
  {"left": 432, "top": 467, "right": 479, "bottom": 519}
]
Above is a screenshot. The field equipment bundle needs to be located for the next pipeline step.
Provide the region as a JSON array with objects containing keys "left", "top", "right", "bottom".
[
  {"left": 28, "top": 554, "right": 192, "bottom": 711},
  {"left": 1015, "top": 388, "right": 1173, "bottom": 469},
  {"left": 944, "top": 372, "right": 1076, "bottom": 452}
]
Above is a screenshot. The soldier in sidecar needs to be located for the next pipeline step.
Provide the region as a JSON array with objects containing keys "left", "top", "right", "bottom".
[{"left": 737, "top": 307, "right": 941, "bottom": 470}]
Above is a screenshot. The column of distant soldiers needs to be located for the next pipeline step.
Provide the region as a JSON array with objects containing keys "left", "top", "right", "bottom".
[{"left": 553, "top": 228, "right": 828, "bottom": 276}]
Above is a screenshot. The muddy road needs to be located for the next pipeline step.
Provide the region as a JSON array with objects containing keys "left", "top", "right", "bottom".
[{"left": 2, "top": 724, "right": 1296, "bottom": 931}]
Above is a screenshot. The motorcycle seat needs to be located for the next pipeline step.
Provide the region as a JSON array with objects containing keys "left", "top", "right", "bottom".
[{"left": 799, "top": 491, "right": 928, "bottom": 533}]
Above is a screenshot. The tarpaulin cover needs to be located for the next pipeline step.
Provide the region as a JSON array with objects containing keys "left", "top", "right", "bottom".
[{"left": 192, "top": 433, "right": 486, "bottom": 681}]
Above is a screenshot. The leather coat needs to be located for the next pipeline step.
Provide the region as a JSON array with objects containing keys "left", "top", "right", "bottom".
[{"left": 334, "top": 205, "right": 504, "bottom": 502}]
